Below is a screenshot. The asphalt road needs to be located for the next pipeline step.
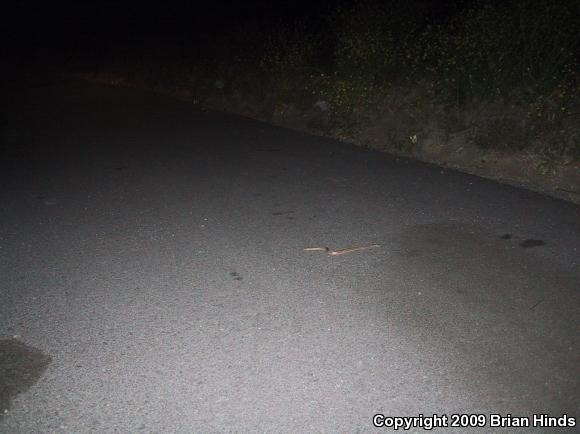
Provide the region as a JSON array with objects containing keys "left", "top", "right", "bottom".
[{"left": 1, "top": 77, "right": 579, "bottom": 433}]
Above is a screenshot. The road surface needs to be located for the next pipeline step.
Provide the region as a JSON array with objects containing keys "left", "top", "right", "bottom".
[{"left": 1, "top": 77, "right": 579, "bottom": 432}]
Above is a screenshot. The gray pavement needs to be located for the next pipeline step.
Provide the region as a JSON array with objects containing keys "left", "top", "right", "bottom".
[{"left": 0, "top": 78, "right": 578, "bottom": 433}]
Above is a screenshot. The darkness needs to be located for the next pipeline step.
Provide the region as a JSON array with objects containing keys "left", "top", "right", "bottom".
[{"left": 3, "top": 0, "right": 471, "bottom": 72}]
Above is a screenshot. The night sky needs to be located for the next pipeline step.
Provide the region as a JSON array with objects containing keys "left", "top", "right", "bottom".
[
  {"left": 2, "top": 0, "right": 534, "bottom": 77},
  {"left": 3, "top": 0, "right": 336, "bottom": 64},
  {"left": 4, "top": 0, "right": 465, "bottom": 48}
]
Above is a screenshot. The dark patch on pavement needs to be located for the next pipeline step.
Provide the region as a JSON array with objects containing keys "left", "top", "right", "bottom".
[
  {"left": 519, "top": 239, "right": 546, "bottom": 248},
  {"left": 499, "top": 234, "right": 546, "bottom": 248},
  {"left": 272, "top": 211, "right": 294, "bottom": 216},
  {"left": 256, "top": 148, "right": 281, "bottom": 152},
  {"left": 0, "top": 339, "right": 52, "bottom": 419},
  {"left": 230, "top": 272, "right": 243, "bottom": 281}
]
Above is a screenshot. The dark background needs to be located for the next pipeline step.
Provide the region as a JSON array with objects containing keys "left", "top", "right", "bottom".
[{"left": 2, "top": 0, "right": 472, "bottom": 70}]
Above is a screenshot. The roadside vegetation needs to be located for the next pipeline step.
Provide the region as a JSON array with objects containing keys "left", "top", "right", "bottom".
[{"left": 262, "top": 0, "right": 579, "bottom": 159}]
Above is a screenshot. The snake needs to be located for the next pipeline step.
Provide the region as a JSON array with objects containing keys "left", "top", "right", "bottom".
[{"left": 303, "top": 244, "right": 380, "bottom": 256}]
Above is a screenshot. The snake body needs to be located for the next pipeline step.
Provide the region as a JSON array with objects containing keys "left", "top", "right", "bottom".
[{"left": 304, "top": 244, "right": 380, "bottom": 256}]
